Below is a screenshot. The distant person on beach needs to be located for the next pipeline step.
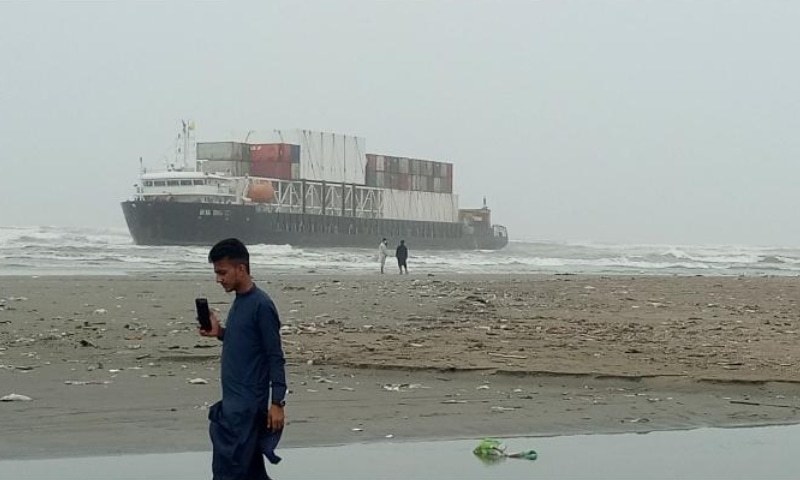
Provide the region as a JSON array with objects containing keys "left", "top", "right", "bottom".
[
  {"left": 396, "top": 240, "right": 408, "bottom": 274},
  {"left": 199, "top": 238, "right": 287, "bottom": 480},
  {"left": 378, "top": 238, "right": 389, "bottom": 274}
]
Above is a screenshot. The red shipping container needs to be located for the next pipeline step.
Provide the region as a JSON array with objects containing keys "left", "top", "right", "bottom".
[
  {"left": 251, "top": 160, "right": 292, "bottom": 180},
  {"left": 250, "top": 144, "right": 279, "bottom": 162},
  {"left": 250, "top": 143, "right": 296, "bottom": 163}
]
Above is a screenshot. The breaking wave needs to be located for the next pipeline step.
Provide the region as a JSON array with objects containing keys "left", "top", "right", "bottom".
[{"left": 2, "top": 226, "right": 800, "bottom": 276}]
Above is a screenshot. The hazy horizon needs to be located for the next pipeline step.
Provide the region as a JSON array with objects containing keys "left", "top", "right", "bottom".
[{"left": 2, "top": 2, "right": 799, "bottom": 246}]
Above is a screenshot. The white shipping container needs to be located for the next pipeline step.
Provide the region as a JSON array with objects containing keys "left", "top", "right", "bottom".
[
  {"left": 381, "top": 189, "right": 459, "bottom": 223},
  {"left": 277, "top": 130, "right": 367, "bottom": 184}
]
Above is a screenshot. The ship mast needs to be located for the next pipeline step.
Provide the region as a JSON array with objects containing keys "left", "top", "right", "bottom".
[{"left": 175, "top": 120, "right": 196, "bottom": 171}]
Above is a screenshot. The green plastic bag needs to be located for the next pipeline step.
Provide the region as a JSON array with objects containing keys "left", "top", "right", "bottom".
[{"left": 473, "top": 438, "right": 537, "bottom": 464}]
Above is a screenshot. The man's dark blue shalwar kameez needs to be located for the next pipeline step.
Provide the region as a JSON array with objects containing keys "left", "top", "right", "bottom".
[{"left": 209, "top": 285, "right": 287, "bottom": 480}]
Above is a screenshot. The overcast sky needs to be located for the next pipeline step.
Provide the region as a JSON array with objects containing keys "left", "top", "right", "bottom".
[{"left": 1, "top": 1, "right": 798, "bottom": 245}]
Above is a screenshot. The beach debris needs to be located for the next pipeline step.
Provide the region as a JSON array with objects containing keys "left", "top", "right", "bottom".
[
  {"left": 472, "top": 438, "right": 537, "bottom": 464},
  {"left": 351, "top": 427, "right": 363, "bottom": 432},
  {"left": 490, "top": 406, "right": 517, "bottom": 413},
  {"left": 729, "top": 399, "right": 800, "bottom": 409},
  {"left": 385, "top": 434, "right": 394, "bottom": 438},
  {"left": 1, "top": 393, "right": 33, "bottom": 402},
  {"left": 381, "top": 383, "right": 426, "bottom": 392},
  {"left": 477, "top": 385, "right": 491, "bottom": 390},
  {"left": 188, "top": 378, "right": 209, "bottom": 385},
  {"left": 488, "top": 352, "right": 528, "bottom": 360},
  {"left": 93, "top": 308, "right": 107, "bottom": 315},
  {"left": 64, "top": 380, "right": 112, "bottom": 386},
  {"left": 79, "top": 339, "right": 97, "bottom": 348},
  {"left": 628, "top": 417, "right": 650, "bottom": 423}
]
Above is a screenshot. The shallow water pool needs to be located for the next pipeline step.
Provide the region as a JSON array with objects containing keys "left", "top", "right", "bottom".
[{"left": 1, "top": 424, "right": 798, "bottom": 479}]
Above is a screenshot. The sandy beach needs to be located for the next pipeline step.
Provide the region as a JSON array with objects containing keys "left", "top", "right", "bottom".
[{"left": 2, "top": 274, "right": 800, "bottom": 459}]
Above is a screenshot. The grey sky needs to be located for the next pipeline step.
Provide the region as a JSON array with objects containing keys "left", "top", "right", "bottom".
[{"left": 1, "top": 1, "right": 798, "bottom": 245}]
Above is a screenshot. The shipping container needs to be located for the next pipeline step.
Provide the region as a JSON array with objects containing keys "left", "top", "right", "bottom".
[
  {"left": 291, "top": 163, "right": 300, "bottom": 179},
  {"left": 381, "top": 189, "right": 459, "bottom": 223},
  {"left": 200, "top": 159, "right": 250, "bottom": 177},
  {"left": 375, "top": 172, "right": 385, "bottom": 188},
  {"left": 388, "top": 173, "right": 410, "bottom": 190},
  {"left": 412, "top": 174, "right": 433, "bottom": 192},
  {"left": 197, "top": 142, "right": 251, "bottom": 162},
  {"left": 249, "top": 144, "right": 280, "bottom": 162},
  {"left": 384, "top": 156, "right": 395, "bottom": 174},
  {"left": 250, "top": 161, "right": 292, "bottom": 180},
  {"left": 398, "top": 157, "right": 409, "bottom": 174},
  {"left": 250, "top": 143, "right": 299, "bottom": 163}
]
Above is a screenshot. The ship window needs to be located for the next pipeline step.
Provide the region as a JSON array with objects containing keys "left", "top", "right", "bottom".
[
  {"left": 153, "top": 181, "right": 166, "bottom": 187},
  {"left": 193, "top": 180, "right": 205, "bottom": 186},
  {"left": 143, "top": 181, "right": 154, "bottom": 187},
  {"left": 167, "top": 180, "right": 180, "bottom": 186},
  {"left": 180, "top": 180, "right": 192, "bottom": 186}
]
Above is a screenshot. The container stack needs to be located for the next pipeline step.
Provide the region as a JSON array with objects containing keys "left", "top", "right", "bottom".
[
  {"left": 365, "top": 154, "right": 453, "bottom": 194},
  {"left": 197, "top": 142, "right": 251, "bottom": 176},
  {"left": 249, "top": 143, "right": 300, "bottom": 180}
]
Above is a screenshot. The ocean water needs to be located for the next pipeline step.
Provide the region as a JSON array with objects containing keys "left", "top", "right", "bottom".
[{"left": 1, "top": 225, "right": 800, "bottom": 276}]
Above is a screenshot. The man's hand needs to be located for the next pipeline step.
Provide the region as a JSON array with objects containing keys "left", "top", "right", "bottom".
[
  {"left": 198, "top": 310, "right": 221, "bottom": 337},
  {"left": 267, "top": 404, "right": 285, "bottom": 431}
]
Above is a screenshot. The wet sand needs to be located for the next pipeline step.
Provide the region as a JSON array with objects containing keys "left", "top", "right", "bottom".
[{"left": 2, "top": 274, "right": 800, "bottom": 459}]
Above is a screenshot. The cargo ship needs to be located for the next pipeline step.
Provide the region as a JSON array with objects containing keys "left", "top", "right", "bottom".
[{"left": 121, "top": 125, "right": 508, "bottom": 250}]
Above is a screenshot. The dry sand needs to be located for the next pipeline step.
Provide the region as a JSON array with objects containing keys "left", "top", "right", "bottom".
[{"left": 2, "top": 274, "right": 800, "bottom": 459}]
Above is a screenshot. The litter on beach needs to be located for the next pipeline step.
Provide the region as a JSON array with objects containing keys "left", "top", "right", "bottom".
[
  {"left": 1, "top": 393, "right": 33, "bottom": 402},
  {"left": 472, "top": 438, "right": 537, "bottom": 463}
]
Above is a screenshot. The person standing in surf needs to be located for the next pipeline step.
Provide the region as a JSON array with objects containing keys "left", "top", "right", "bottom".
[
  {"left": 378, "top": 238, "right": 389, "bottom": 274},
  {"left": 199, "top": 238, "right": 287, "bottom": 480},
  {"left": 396, "top": 239, "right": 408, "bottom": 274}
]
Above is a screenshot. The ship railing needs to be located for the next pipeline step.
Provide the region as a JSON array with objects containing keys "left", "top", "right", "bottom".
[{"left": 258, "top": 177, "right": 384, "bottom": 218}]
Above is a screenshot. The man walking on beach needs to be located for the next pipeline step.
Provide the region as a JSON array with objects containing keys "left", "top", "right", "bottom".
[
  {"left": 396, "top": 240, "right": 408, "bottom": 274},
  {"left": 199, "top": 238, "right": 287, "bottom": 480},
  {"left": 378, "top": 238, "right": 389, "bottom": 274}
]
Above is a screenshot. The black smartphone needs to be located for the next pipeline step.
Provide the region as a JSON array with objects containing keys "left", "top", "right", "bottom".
[{"left": 195, "top": 298, "right": 211, "bottom": 331}]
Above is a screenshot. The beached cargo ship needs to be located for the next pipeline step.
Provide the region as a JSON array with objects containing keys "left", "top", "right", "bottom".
[{"left": 121, "top": 127, "right": 508, "bottom": 249}]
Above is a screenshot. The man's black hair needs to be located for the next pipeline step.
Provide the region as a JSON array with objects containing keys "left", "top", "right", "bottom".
[{"left": 208, "top": 238, "right": 250, "bottom": 273}]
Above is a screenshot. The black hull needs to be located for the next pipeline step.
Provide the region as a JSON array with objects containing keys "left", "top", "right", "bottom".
[{"left": 121, "top": 201, "right": 508, "bottom": 250}]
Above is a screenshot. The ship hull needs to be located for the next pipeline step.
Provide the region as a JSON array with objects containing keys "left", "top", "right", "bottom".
[{"left": 121, "top": 201, "right": 508, "bottom": 250}]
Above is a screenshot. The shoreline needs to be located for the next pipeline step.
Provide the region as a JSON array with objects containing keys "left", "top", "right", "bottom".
[{"left": 3, "top": 274, "right": 800, "bottom": 459}]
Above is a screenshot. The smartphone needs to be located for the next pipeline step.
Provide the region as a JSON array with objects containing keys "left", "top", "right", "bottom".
[{"left": 195, "top": 298, "right": 211, "bottom": 331}]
